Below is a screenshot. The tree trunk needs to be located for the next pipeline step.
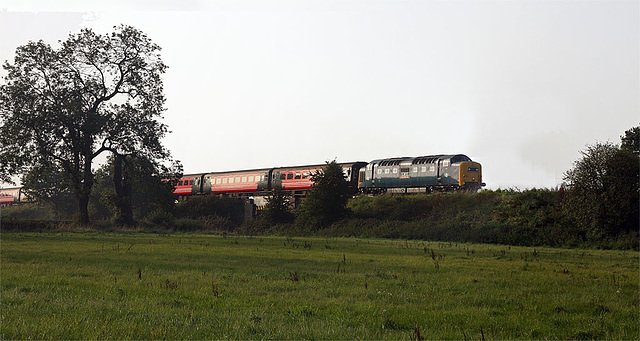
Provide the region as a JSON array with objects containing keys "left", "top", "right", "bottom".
[
  {"left": 77, "top": 192, "right": 90, "bottom": 225},
  {"left": 77, "top": 149, "right": 95, "bottom": 226},
  {"left": 113, "top": 154, "right": 134, "bottom": 226}
]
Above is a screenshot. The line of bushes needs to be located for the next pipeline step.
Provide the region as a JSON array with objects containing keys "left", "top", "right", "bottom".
[
  {"left": 2, "top": 189, "right": 637, "bottom": 250},
  {"left": 245, "top": 189, "right": 638, "bottom": 250}
]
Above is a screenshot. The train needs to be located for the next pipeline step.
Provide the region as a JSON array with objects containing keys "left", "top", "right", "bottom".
[{"left": 172, "top": 154, "right": 484, "bottom": 199}]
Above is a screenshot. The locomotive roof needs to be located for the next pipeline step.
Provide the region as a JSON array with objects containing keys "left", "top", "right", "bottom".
[{"left": 371, "top": 154, "right": 472, "bottom": 166}]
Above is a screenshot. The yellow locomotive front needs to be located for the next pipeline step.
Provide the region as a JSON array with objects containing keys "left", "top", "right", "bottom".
[{"left": 458, "top": 161, "right": 484, "bottom": 190}]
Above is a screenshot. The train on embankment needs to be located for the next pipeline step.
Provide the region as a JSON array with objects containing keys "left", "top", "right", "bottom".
[{"left": 172, "top": 154, "right": 484, "bottom": 199}]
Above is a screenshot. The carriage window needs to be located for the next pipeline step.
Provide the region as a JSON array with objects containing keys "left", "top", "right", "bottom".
[
  {"left": 384, "top": 169, "right": 390, "bottom": 174},
  {"left": 216, "top": 178, "right": 221, "bottom": 184},
  {"left": 189, "top": 180, "right": 194, "bottom": 185},
  {"left": 241, "top": 176, "right": 247, "bottom": 183},
  {"left": 287, "top": 173, "right": 293, "bottom": 180},
  {"left": 235, "top": 177, "right": 241, "bottom": 183},
  {"left": 442, "top": 160, "right": 450, "bottom": 167},
  {"left": 295, "top": 173, "right": 301, "bottom": 179},
  {"left": 228, "top": 177, "right": 234, "bottom": 184},
  {"left": 248, "top": 176, "right": 254, "bottom": 182},
  {"left": 302, "top": 172, "right": 309, "bottom": 179},
  {"left": 393, "top": 168, "right": 398, "bottom": 174},
  {"left": 421, "top": 166, "right": 427, "bottom": 173},
  {"left": 178, "top": 181, "right": 183, "bottom": 186},
  {"left": 412, "top": 167, "right": 418, "bottom": 173},
  {"left": 222, "top": 178, "right": 228, "bottom": 184},
  {"left": 430, "top": 166, "right": 436, "bottom": 172}
]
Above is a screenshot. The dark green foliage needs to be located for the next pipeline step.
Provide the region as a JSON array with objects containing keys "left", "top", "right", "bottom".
[
  {"left": 295, "top": 160, "right": 356, "bottom": 230},
  {"left": 260, "top": 186, "right": 294, "bottom": 225},
  {"left": 92, "top": 155, "right": 182, "bottom": 226},
  {"left": 20, "top": 164, "right": 77, "bottom": 219},
  {"left": 0, "top": 204, "right": 58, "bottom": 221},
  {"left": 174, "top": 195, "right": 245, "bottom": 230},
  {"left": 319, "top": 189, "right": 636, "bottom": 249},
  {"left": 620, "top": 126, "right": 639, "bottom": 155},
  {"left": 563, "top": 141, "right": 639, "bottom": 238}
]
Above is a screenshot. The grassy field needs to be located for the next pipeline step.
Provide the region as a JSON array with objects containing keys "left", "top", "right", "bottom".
[{"left": 1, "top": 232, "right": 637, "bottom": 340}]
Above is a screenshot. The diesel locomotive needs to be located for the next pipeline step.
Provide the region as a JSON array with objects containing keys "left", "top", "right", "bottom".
[{"left": 358, "top": 154, "right": 483, "bottom": 193}]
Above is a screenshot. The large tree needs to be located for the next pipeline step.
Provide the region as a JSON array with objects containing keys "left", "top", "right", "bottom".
[
  {"left": 563, "top": 130, "right": 639, "bottom": 238},
  {"left": 0, "top": 25, "right": 170, "bottom": 224}
]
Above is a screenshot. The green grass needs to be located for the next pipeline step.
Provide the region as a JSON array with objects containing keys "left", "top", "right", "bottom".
[{"left": 1, "top": 233, "right": 638, "bottom": 339}]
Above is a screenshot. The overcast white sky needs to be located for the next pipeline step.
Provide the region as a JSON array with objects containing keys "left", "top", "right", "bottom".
[{"left": 1, "top": 0, "right": 638, "bottom": 189}]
